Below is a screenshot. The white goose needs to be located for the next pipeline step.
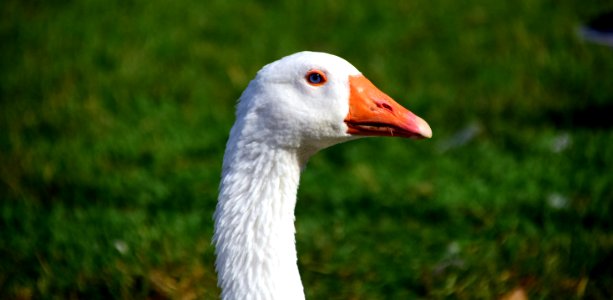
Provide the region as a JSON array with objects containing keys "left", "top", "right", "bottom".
[{"left": 213, "top": 51, "right": 432, "bottom": 300}]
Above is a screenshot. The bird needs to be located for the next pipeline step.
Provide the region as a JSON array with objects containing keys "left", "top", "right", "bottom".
[{"left": 213, "top": 51, "right": 432, "bottom": 300}]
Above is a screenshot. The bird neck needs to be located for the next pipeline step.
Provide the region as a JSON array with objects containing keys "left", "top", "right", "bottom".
[{"left": 214, "top": 134, "right": 305, "bottom": 300}]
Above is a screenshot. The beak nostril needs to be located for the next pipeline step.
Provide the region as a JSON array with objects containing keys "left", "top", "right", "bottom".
[{"left": 377, "top": 102, "right": 394, "bottom": 113}]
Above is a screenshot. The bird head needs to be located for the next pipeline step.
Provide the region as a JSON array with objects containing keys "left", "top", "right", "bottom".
[{"left": 233, "top": 51, "right": 432, "bottom": 151}]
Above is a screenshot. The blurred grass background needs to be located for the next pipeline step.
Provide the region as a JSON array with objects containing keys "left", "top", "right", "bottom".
[{"left": 2, "top": 0, "right": 613, "bottom": 299}]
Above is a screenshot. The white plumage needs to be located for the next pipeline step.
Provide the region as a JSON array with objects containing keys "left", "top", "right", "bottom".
[{"left": 213, "top": 51, "right": 431, "bottom": 300}]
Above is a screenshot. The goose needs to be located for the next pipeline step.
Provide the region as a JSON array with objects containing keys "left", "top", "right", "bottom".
[{"left": 213, "top": 51, "right": 432, "bottom": 300}]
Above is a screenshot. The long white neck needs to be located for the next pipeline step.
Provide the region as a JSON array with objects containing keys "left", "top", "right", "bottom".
[{"left": 214, "top": 126, "right": 306, "bottom": 300}]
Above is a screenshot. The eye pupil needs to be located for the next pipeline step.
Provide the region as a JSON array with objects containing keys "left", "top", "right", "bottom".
[{"left": 310, "top": 73, "right": 321, "bottom": 83}]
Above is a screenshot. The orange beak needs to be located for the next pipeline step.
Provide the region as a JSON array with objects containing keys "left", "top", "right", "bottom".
[{"left": 344, "top": 75, "right": 432, "bottom": 139}]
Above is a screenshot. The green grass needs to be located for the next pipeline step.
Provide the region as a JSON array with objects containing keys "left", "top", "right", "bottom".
[{"left": 2, "top": 0, "right": 613, "bottom": 299}]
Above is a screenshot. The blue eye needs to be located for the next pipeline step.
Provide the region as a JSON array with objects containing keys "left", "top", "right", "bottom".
[
  {"left": 306, "top": 70, "right": 327, "bottom": 86},
  {"left": 309, "top": 73, "right": 322, "bottom": 83}
]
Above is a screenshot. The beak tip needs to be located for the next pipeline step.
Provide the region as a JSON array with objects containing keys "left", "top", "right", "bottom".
[{"left": 416, "top": 117, "right": 433, "bottom": 139}]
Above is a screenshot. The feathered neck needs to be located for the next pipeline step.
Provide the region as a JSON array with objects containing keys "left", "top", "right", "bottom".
[{"left": 213, "top": 118, "right": 306, "bottom": 299}]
